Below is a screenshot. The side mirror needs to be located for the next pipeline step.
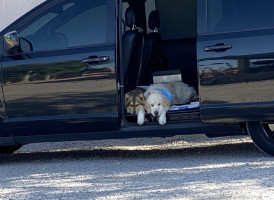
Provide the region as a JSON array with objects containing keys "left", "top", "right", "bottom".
[
  {"left": 4, "top": 31, "right": 19, "bottom": 54},
  {"left": 19, "top": 37, "right": 33, "bottom": 52}
]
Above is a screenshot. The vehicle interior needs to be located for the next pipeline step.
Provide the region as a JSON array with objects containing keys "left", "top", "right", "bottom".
[{"left": 121, "top": 0, "right": 199, "bottom": 124}]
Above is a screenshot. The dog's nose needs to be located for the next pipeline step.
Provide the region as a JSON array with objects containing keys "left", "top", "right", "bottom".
[{"left": 154, "top": 111, "right": 159, "bottom": 116}]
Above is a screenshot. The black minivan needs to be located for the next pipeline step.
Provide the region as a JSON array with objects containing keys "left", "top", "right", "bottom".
[{"left": 1, "top": 0, "right": 274, "bottom": 156}]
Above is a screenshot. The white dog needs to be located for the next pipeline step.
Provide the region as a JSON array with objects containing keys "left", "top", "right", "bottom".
[{"left": 144, "top": 82, "right": 198, "bottom": 125}]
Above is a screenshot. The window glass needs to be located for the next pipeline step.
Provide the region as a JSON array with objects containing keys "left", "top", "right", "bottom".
[
  {"left": 56, "top": 5, "right": 107, "bottom": 47},
  {"left": 19, "top": 13, "right": 59, "bottom": 37},
  {"left": 207, "top": 0, "right": 274, "bottom": 33},
  {"left": 145, "top": 0, "right": 156, "bottom": 34},
  {"left": 155, "top": 0, "right": 197, "bottom": 40},
  {"left": 18, "top": 0, "right": 113, "bottom": 52},
  {"left": 122, "top": 2, "right": 130, "bottom": 33}
]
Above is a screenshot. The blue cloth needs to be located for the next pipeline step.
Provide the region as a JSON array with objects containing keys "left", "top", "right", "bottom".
[{"left": 155, "top": 88, "right": 174, "bottom": 101}]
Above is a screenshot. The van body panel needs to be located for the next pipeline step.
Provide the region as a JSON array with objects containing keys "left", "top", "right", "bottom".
[
  {"left": 0, "top": 37, "right": 14, "bottom": 143},
  {"left": 197, "top": 0, "right": 274, "bottom": 123},
  {"left": 1, "top": 0, "right": 273, "bottom": 148},
  {"left": 13, "top": 121, "right": 244, "bottom": 145},
  {"left": 0, "top": 0, "right": 119, "bottom": 138},
  {"left": 198, "top": 31, "right": 274, "bottom": 122}
]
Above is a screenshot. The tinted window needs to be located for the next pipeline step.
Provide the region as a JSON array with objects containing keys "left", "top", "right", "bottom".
[
  {"left": 155, "top": 0, "right": 197, "bottom": 40},
  {"left": 18, "top": 0, "right": 114, "bottom": 51},
  {"left": 207, "top": 0, "right": 274, "bottom": 33}
]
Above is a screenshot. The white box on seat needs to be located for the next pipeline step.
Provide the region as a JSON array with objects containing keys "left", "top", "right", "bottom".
[{"left": 153, "top": 70, "right": 182, "bottom": 83}]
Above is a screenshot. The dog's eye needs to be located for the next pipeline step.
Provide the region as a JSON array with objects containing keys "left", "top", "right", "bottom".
[
  {"left": 158, "top": 103, "right": 161, "bottom": 106},
  {"left": 135, "top": 103, "right": 139, "bottom": 106},
  {"left": 129, "top": 103, "right": 133, "bottom": 106},
  {"left": 151, "top": 104, "right": 154, "bottom": 107}
]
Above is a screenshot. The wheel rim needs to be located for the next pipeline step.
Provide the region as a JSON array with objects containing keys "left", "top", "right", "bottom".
[{"left": 260, "top": 122, "right": 274, "bottom": 142}]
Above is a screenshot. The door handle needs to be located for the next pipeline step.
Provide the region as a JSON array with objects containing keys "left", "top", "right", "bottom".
[
  {"left": 204, "top": 43, "right": 232, "bottom": 52},
  {"left": 82, "top": 56, "right": 110, "bottom": 64}
]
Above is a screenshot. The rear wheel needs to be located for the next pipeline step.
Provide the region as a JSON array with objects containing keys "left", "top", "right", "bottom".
[
  {"left": 246, "top": 121, "right": 274, "bottom": 156},
  {"left": 0, "top": 145, "right": 23, "bottom": 154}
]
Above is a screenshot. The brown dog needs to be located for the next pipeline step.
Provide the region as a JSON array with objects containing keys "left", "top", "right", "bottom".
[{"left": 125, "top": 89, "right": 146, "bottom": 125}]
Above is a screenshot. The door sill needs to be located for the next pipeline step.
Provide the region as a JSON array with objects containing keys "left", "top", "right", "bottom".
[{"left": 124, "top": 108, "right": 200, "bottom": 125}]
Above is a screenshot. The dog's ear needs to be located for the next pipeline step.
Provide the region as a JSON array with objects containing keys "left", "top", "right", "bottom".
[
  {"left": 162, "top": 97, "right": 171, "bottom": 111},
  {"left": 144, "top": 101, "right": 151, "bottom": 113},
  {"left": 138, "top": 93, "right": 145, "bottom": 101}
]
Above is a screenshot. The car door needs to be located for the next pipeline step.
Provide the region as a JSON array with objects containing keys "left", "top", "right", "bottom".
[
  {"left": 1, "top": 0, "right": 119, "bottom": 137},
  {"left": 0, "top": 36, "right": 15, "bottom": 145},
  {"left": 197, "top": 0, "right": 274, "bottom": 123}
]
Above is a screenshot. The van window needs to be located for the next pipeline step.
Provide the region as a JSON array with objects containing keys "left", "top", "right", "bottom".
[
  {"left": 207, "top": 0, "right": 274, "bottom": 33},
  {"left": 55, "top": 4, "right": 107, "bottom": 47},
  {"left": 18, "top": 0, "right": 114, "bottom": 52},
  {"left": 155, "top": 0, "right": 197, "bottom": 40},
  {"left": 122, "top": 2, "right": 130, "bottom": 33},
  {"left": 145, "top": 0, "right": 156, "bottom": 33}
]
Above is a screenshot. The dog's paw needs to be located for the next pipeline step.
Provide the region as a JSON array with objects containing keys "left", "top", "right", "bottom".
[
  {"left": 137, "top": 116, "right": 145, "bottom": 125},
  {"left": 137, "top": 107, "right": 145, "bottom": 125},
  {"left": 158, "top": 115, "right": 166, "bottom": 125}
]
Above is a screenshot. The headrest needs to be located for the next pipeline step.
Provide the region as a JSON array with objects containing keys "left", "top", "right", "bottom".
[
  {"left": 148, "top": 10, "right": 160, "bottom": 30},
  {"left": 125, "top": 7, "right": 136, "bottom": 28}
]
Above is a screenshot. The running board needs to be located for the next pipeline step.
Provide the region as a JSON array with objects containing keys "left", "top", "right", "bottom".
[{"left": 14, "top": 121, "right": 244, "bottom": 145}]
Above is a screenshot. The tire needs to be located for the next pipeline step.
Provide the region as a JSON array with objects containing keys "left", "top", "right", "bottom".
[
  {"left": 0, "top": 145, "right": 23, "bottom": 154},
  {"left": 247, "top": 121, "right": 274, "bottom": 156}
]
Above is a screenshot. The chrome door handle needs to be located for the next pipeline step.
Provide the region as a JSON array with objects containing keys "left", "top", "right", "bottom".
[
  {"left": 204, "top": 43, "right": 232, "bottom": 52},
  {"left": 82, "top": 56, "right": 110, "bottom": 64}
]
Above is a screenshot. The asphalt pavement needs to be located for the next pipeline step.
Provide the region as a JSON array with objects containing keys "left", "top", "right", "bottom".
[{"left": 0, "top": 135, "right": 274, "bottom": 200}]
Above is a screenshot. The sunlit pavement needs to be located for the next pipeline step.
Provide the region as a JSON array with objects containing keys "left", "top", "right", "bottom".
[{"left": 1, "top": 135, "right": 274, "bottom": 200}]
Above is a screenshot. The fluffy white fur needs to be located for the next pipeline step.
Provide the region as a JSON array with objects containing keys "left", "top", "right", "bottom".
[
  {"left": 137, "top": 106, "right": 145, "bottom": 125},
  {"left": 144, "top": 82, "right": 198, "bottom": 125},
  {"left": 144, "top": 91, "right": 169, "bottom": 125}
]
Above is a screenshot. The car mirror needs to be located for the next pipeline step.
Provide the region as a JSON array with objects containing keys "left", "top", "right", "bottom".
[
  {"left": 4, "top": 30, "right": 19, "bottom": 54},
  {"left": 19, "top": 37, "right": 33, "bottom": 52}
]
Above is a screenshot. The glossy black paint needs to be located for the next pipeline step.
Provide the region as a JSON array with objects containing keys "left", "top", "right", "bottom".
[
  {"left": 0, "top": 37, "right": 15, "bottom": 145},
  {"left": 1, "top": 0, "right": 268, "bottom": 147},
  {"left": 14, "top": 121, "right": 244, "bottom": 145},
  {"left": 2, "top": 44, "right": 118, "bottom": 136},
  {"left": 0, "top": 0, "right": 119, "bottom": 137},
  {"left": 198, "top": 29, "right": 274, "bottom": 122}
]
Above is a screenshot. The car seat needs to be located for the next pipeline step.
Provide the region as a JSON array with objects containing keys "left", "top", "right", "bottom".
[
  {"left": 138, "top": 10, "right": 168, "bottom": 86},
  {"left": 122, "top": 7, "right": 144, "bottom": 92}
]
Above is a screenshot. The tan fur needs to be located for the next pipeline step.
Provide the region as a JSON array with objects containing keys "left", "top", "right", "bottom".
[
  {"left": 144, "top": 101, "right": 151, "bottom": 113},
  {"left": 125, "top": 90, "right": 145, "bottom": 114},
  {"left": 144, "top": 82, "right": 198, "bottom": 125},
  {"left": 162, "top": 94, "right": 170, "bottom": 111},
  {"left": 125, "top": 89, "right": 146, "bottom": 125}
]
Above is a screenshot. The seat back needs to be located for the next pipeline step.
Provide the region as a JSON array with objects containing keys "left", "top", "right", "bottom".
[
  {"left": 122, "top": 7, "right": 144, "bottom": 92},
  {"left": 138, "top": 10, "right": 168, "bottom": 85}
]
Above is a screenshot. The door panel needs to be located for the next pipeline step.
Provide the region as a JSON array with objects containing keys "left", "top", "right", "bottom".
[
  {"left": 1, "top": 0, "right": 119, "bottom": 136},
  {"left": 2, "top": 46, "right": 118, "bottom": 136},
  {"left": 198, "top": 30, "right": 274, "bottom": 123},
  {"left": 0, "top": 38, "right": 14, "bottom": 144},
  {"left": 197, "top": 0, "right": 274, "bottom": 123}
]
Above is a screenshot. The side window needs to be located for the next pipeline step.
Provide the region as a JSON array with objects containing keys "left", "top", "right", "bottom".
[
  {"left": 155, "top": 0, "right": 197, "bottom": 40},
  {"left": 207, "top": 0, "right": 274, "bottom": 33},
  {"left": 145, "top": 0, "right": 156, "bottom": 34},
  {"left": 18, "top": 0, "right": 114, "bottom": 52},
  {"left": 122, "top": 2, "right": 130, "bottom": 33}
]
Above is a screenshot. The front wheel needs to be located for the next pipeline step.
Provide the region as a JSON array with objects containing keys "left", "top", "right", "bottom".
[
  {"left": 0, "top": 145, "right": 23, "bottom": 154},
  {"left": 246, "top": 121, "right": 274, "bottom": 156}
]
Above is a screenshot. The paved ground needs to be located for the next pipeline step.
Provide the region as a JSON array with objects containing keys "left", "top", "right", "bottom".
[{"left": 0, "top": 135, "right": 274, "bottom": 200}]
